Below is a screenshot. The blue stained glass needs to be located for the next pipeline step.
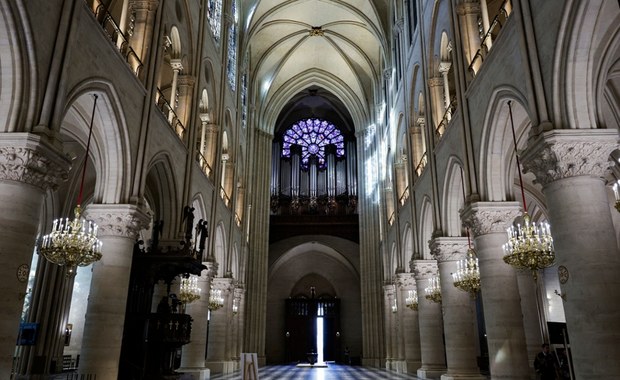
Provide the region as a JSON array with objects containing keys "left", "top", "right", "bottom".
[{"left": 280, "top": 118, "right": 345, "bottom": 169}]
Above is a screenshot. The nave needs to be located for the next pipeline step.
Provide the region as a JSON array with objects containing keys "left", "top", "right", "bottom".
[{"left": 210, "top": 364, "right": 423, "bottom": 380}]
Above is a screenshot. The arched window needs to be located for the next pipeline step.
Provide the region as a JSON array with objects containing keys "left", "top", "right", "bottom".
[
  {"left": 281, "top": 118, "right": 345, "bottom": 169},
  {"left": 208, "top": 0, "right": 222, "bottom": 43},
  {"left": 227, "top": 0, "right": 238, "bottom": 89}
]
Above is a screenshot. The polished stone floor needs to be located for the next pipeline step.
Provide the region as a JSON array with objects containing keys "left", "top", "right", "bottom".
[{"left": 210, "top": 363, "right": 422, "bottom": 379}]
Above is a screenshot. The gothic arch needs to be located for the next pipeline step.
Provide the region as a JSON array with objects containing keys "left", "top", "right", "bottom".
[
  {"left": 401, "top": 223, "right": 413, "bottom": 270},
  {"left": 213, "top": 221, "right": 227, "bottom": 276},
  {"left": 144, "top": 153, "right": 179, "bottom": 238},
  {"left": 419, "top": 196, "right": 433, "bottom": 259},
  {"left": 441, "top": 156, "right": 464, "bottom": 237},
  {"left": 62, "top": 81, "right": 132, "bottom": 204}
]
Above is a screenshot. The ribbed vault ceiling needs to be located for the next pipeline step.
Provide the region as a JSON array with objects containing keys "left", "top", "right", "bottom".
[{"left": 244, "top": 0, "right": 388, "bottom": 132}]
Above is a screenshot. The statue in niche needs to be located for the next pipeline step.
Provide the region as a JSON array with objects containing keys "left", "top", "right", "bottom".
[{"left": 182, "top": 206, "right": 195, "bottom": 243}]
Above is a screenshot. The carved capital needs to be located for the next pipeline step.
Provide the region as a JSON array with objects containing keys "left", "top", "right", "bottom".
[
  {"left": 412, "top": 259, "right": 438, "bottom": 280},
  {"left": 429, "top": 237, "right": 468, "bottom": 262},
  {"left": 84, "top": 204, "right": 150, "bottom": 239},
  {"left": 460, "top": 201, "right": 521, "bottom": 237},
  {"left": 521, "top": 130, "right": 619, "bottom": 187},
  {"left": 395, "top": 272, "right": 416, "bottom": 289},
  {"left": 0, "top": 134, "right": 71, "bottom": 191},
  {"left": 438, "top": 61, "right": 452, "bottom": 74},
  {"left": 204, "top": 260, "right": 219, "bottom": 277},
  {"left": 170, "top": 59, "right": 183, "bottom": 71},
  {"left": 384, "top": 284, "right": 396, "bottom": 296},
  {"left": 383, "top": 69, "right": 393, "bottom": 80}
]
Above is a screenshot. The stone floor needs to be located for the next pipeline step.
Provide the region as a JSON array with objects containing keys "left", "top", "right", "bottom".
[{"left": 210, "top": 363, "right": 422, "bottom": 379}]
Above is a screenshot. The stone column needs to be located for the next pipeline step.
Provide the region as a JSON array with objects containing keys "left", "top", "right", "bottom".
[
  {"left": 206, "top": 277, "right": 236, "bottom": 374},
  {"left": 430, "top": 237, "right": 485, "bottom": 380},
  {"left": 176, "top": 74, "right": 195, "bottom": 136},
  {"left": 396, "top": 272, "right": 422, "bottom": 374},
  {"left": 383, "top": 284, "right": 395, "bottom": 369},
  {"left": 78, "top": 204, "right": 150, "bottom": 380},
  {"left": 456, "top": 1, "right": 482, "bottom": 73},
  {"left": 461, "top": 202, "right": 530, "bottom": 379},
  {"left": 128, "top": 0, "right": 159, "bottom": 65},
  {"left": 438, "top": 61, "right": 452, "bottom": 119},
  {"left": 229, "top": 285, "right": 245, "bottom": 369},
  {"left": 178, "top": 261, "right": 217, "bottom": 380},
  {"left": 0, "top": 134, "right": 70, "bottom": 379},
  {"left": 168, "top": 59, "right": 183, "bottom": 126},
  {"left": 515, "top": 270, "right": 542, "bottom": 376},
  {"left": 428, "top": 77, "right": 444, "bottom": 140},
  {"left": 412, "top": 260, "right": 446, "bottom": 379},
  {"left": 521, "top": 130, "right": 620, "bottom": 379}
]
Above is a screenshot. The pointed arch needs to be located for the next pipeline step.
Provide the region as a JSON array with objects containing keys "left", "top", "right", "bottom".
[{"left": 419, "top": 196, "right": 434, "bottom": 259}]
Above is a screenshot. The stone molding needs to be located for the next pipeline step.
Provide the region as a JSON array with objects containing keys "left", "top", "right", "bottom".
[
  {"left": 130, "top": 0, "right": 159, "bottom": 12},
  {"left": 0, "top": 134, "right": 71, "bottom": 191},
  {"left": 427, "top": 77, "right": 443, "bottom": 87},
  {"left": 204, "top": 123, "right": 220, "bottom": 134},
  {"left": 412, "top": 260, "right": 438, "bottom": 280},
  {"left": 429, "top": 237, "right": 468, "bottom": 263},
  {"left": 460, "top": 202, "right": 521, "bottom": 236},
  {"left": 521, "top": 129, "right": 619, "bottom": 187},
  {"left": 84, "top": 204, "right": 150, "bottom": 238},
  {"left": 178, "top": 75, "right": 196, "bottom": 87},
  {"left": 395, "top": 272, "right": 416, "bottom": 289},
  {"left": 204, "top": 260, "right": 219, "bottom": 277},
  {"left": 457, "top": 1, "right": 481, "bottom": 15}
]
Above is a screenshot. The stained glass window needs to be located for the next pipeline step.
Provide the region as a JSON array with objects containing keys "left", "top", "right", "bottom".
[
  {"left": 227, "top": 0, "right": 238, "bottom": 89},
  {"left": 282, "top": 118, "right": 345, "bottom": 169},
  {"left": 208, "top": 0, "right": 222, "bottom": 44}
]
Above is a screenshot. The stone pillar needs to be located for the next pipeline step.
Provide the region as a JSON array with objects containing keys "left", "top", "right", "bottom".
[
  {"left": 128, "top": 0, "right": 159, "bottom": 64},
  {"left": 412, "top": 260, "right": 446, "bottom": 379},
  {"left": 229, "top": 285, "right": 245, "bottom": 369},
  {"left": 206, "top": 277, "right": 236, "bottom": 374},
  {"left": 521, "top": 130, "right": 620, "bottom": 379},
  {"left": 178, "top": 261, "right": 217, "bottom": 380},
  {"left": 396, "top": 273, "right": 422, "bottom": 374},
  {"left": 456, "top": 1, "right": 482, "bottom": 73},
  {"left": 168, "top": 59, "right": 183, "bottom": 125},
  {"left": 383, "top": 284, "right": 395, "bottom": 369},
  {"left": 428, "top": 77, "right": 444, "bottom": 139},
  {"left": 176, "top": 74, "right": 195, "bottom": 136},
  {"left": 461, "top": 202, "right": 530, "bottom": 379},
  {"left": 0, "top": 134, "right": 70, "bottom": 379},
  {"left": 438, "top": 61, "right": 452, "bottom": 119},
  {"left": 515, "top": 270, "right": 542, "bottom": 376},
  {"left": 430, "top": 237, "right": 485, "bottom": 380},
  {"left": 479, "top": 0, "right": 492, "bottom": 50},
  {"left": 78, "top": 204, "right": 150, "bottom": 380}
]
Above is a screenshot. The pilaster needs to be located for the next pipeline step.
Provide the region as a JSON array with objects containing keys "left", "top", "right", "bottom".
[
  {"left": 0, "top": 133, "right": 70, "bottom": 379},
  {"left": 395, "top": 273, "right": 421, "bottom": 374},
  {"left": 461, "top": 202, "right": 529, "bottom": 379},
  {"left": 206, "top": 277, "right": 236, "bottom": 374},
  {"left": 521, "top": 129, "right": 620, "bottom": 379},
  {"left": 78, "top": 204, "right": 150, "bottom": 380},
  {"left": 430, "top": 237, "right": 485, "bottom": 380},
  {"left": 412, "top": 260, "right": 446, "bottom": 379}
]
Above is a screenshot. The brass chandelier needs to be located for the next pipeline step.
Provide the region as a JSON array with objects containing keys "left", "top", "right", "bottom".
[
  {"left": 452, "top": 245, "right": 481, "bottom": 296},
  {"left": 208, "top": 288, "right": 224, "bottom": 311},
  {"left": 424, "top": 275, "right": 442, "bottom": 303},
  {"left": 40, "top": 95, "right": 103, "bottom": 277},
  {"left": 452, "top": 167, "right": 481, "bottom": 296},
  {"left": 501, "top": 101, "right": 555, "bottom": 280},
  {"left": 179, "top": 274, "right": 201, "bottom": 304},
  {"left": 405, "top": 289, "right": 418, "bottom": 310}
]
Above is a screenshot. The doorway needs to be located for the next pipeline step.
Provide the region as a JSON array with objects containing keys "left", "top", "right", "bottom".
[{"left": 285, "top": 298, "right": 340, "bottom": 364}]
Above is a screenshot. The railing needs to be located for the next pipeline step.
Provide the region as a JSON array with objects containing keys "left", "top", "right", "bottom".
[
  {"left": 234, "top": 213, "right": 241, "bottom": 227},
  {"left": 92, "top": 3, "right": 143, "bottom": 78},
  {"left": 468, "top": 0, "right": 512, "bottom": 76},
  {"left": 399, "top": 187, "right": 410, "bottom": 206},
  {"left": 220, "top": 187, "right": 231, "bottom": 207},
  {"left": 156, "top": 89, "right": 186, "bottom": 139},
  {"left": 388, "top": 211, "right": 396, "bottom": 226},
  {"left": 435, "top": 97, "right": 458, "bottom": 143},
  {"left": 415, "top": 152, "right": 428, "bottom": 176},
  {"left": 196, "top": 151, "right": 212, "bottom": 178}
]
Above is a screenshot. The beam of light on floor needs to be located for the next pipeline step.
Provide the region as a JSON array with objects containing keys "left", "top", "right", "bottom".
[{"left": 316, "top": 317, "right": 324, "bottom": 364}]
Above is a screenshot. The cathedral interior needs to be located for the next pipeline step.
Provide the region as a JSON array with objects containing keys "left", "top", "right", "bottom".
[{"left": 1, "top": 0, "right": 620, "bottom": 379}]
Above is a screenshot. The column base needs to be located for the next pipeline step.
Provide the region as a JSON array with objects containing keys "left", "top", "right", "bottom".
[
  {"left": 417, "top": 366, "right": 447, "bottom": 379},
  {"left": 390, "top": 360, "right": 407, "bottom": 373},
  {"left": 177, "top": 367, "right": 210, "bottom": 380},
  {"left": 440, "top": 373, "right": 487, "bottom": 380},
  {"left": 205, "top": 360, "right": 237, "bottom": 374},
  {"left": 405, "top": 360, "right": 422, "bottom": 374},
  {"left": 362, "top": 357, "right": 383, "bottom": 367}
]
